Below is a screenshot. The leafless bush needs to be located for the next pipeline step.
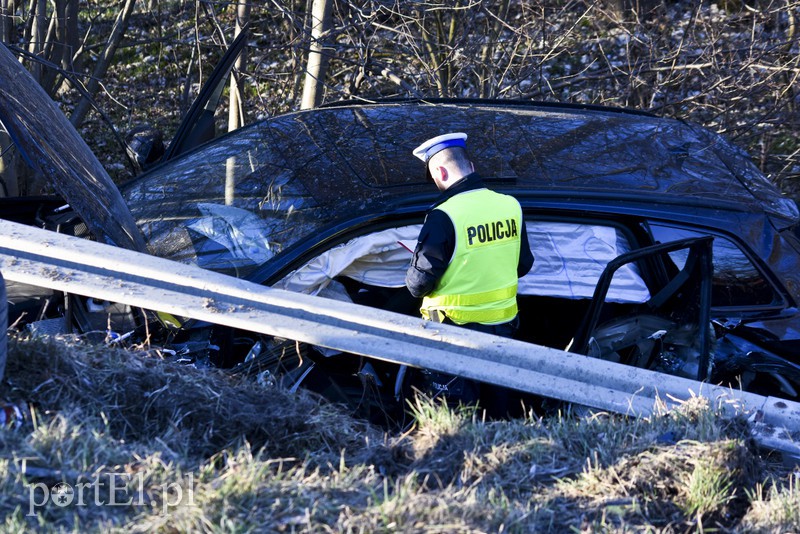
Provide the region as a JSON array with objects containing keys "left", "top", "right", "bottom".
[{"left": 194, "top": 0, "right": 797, "bottom": 192}]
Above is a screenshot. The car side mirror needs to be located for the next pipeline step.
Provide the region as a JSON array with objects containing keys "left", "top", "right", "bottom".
[{"left": 125, "top": 125, "right": 165, "bottom": 174}]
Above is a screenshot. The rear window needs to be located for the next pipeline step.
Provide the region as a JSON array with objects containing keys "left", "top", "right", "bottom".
[{"left": 649, "top": 224, "right": 781, "bottom": 308}]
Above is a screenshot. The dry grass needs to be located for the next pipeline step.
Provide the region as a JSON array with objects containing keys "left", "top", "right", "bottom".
[
  {"left": 1, "top": 333, "right": 800, "bottom": 532},
  {"left": 2, "top": 334, "right": 376, "bottom": 462}
]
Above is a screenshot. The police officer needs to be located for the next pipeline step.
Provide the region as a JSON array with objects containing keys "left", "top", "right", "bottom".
[{"left": 405, "top": 132, "right": 534, "bottom": 411}]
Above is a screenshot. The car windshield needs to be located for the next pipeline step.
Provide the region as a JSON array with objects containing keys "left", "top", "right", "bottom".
[
  {"left": 121, "top": 102, "right": 800, "bottom": 279},
  {"left": 123, "top": 122, "right": 330, "bottom": 277}
]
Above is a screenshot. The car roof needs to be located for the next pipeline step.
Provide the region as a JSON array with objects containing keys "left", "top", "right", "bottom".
[
  {"left": 123, "top": 98, "right": 799, "bottom": 261},
  {"left": 303, "top": 99, "right": 797, "bottom": 225}
]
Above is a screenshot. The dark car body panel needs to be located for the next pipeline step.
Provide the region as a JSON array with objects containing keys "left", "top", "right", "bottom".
[
  {"left": 119, "top": 100, "right": 800, "bottom": 304},
  {"left": 161, "top": 29, "right": 251, "bottom": 162},
  {"left": 123, "top": 100, "right": 800, "bottom": 228},
  {"left": 0, "top": 44, "right": 147, "bottom": 252}
]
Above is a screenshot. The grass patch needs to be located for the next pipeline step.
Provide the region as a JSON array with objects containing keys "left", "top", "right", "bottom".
[{"left": 0, "top": 333, "right": 798, "bottom": 531}]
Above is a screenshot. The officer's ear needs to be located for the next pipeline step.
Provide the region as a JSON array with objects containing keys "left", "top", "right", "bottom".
[{"left": 431, "top": 166, "right": 450, "bottom": 191}]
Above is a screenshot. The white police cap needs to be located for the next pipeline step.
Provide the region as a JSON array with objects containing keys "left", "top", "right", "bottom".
[{"left": 412, "top": 132, "right": 468, "bottom": 163}]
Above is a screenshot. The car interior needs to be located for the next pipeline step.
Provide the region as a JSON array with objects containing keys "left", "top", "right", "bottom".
[
  {"left": 223, "top": 220, "right": 709, "bottom": 424},
  {"left": 7, "top": 207, "right": 799, "bottom": 426}
]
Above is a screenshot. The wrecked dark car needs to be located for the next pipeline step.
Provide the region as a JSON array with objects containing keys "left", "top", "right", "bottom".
[{"left": 1, "top": 40, "right": 800, "bottom": 424}]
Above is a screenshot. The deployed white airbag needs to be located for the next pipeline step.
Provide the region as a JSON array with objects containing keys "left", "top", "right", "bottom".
[
  {"left": 276, "top": 222, "right": 650, "bottom": 304},
  {"left": 276, "top": 225, "right": 420, "bottom": 294},
  {"left": 519, "top": 223, "right": 651, "bottom": 303}
]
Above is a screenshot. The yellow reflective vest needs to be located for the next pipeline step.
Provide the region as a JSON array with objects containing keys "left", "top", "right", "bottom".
[{"left": 420, "top": 188, "right": 523, "bottom": 325}]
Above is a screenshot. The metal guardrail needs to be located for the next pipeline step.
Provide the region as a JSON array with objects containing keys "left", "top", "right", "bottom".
[{"left": 0, "top": 218, "right": 799, "bottom": 459}]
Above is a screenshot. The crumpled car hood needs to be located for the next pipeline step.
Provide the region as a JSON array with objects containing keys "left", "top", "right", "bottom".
[{"left": 0, "top": 44, "right": 146, "bottom": 252}]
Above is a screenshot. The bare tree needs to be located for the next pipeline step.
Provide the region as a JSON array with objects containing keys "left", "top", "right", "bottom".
[
  {"left": 228, "top": 1, "right": 251, "bottom": 132},
  {"left": 58, "top": 0, "right": 78, "bottom": 93},
  {"left": 25, "top": 0, "right": 48, "bottom": 83},
  {"left": 301, "top": 0, "right": 332, "bottom": 109},
  {"left": 0, "top": 0, "right": 14, "bottom": 44},
  {"left": 69, "top": 0, "right": 137, "bottom": 128}
]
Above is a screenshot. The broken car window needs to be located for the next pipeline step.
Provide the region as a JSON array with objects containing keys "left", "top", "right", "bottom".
[
  {"left": 649, "top": 224, "right": 780, "bottom": 308},
  {"left": 122, "top": 124, "right": 326, "bottom": 277}
]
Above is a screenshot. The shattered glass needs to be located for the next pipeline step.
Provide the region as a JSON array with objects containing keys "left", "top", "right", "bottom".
[{"left": 118, "top": 101, "right": 800, "bottom": 277}]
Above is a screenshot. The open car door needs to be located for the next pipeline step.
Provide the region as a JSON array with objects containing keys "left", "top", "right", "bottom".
[
  {"left": 161, "top": 28, "right": 250, "bottom": 162},
  {"left": 0, "top": 44, "right": 147, "bottom": 252},
  {"left": 570, "top": 237, "right": 715, "bottom": 382}
]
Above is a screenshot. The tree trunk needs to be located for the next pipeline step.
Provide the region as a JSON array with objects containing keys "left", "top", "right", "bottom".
[
  {"left": 69, "top": 0, "right": 137, "bottom": 128},
  {"left": 39, "top": 2, "right": 62, "bottom": 94},
  {"left": 56, "top": 0, "right": 78, "bottom": 93},
  {"left": 0, "top": 0, "right": 13, "bottom": 44},
  {"left": 26, "top": 0, "right": 47, "bottom": 83},
  {"left": 228, "top": 1, "right": 250, "bottom": 133},
  {"left": 300, "top": 0, "right": 332, "bottom": 110},
  {"left": 226, "top": 2, "right": 250, "bottom": 206}
]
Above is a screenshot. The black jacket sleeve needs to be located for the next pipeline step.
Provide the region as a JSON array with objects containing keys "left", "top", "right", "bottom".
[
  {"left": 518, "top": 219, "right": 535, "bottom": 277},
  {"left": 405, "top": 209, "right": 455, "bottom": 298}
]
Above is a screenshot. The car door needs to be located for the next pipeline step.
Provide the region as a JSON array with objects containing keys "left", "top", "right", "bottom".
[
  {"left": 569, "top": 236, "right": 715, "bottom": 382},
  {"left": 0, "top": 43, "right": 146, "bottom": 252},
  {"left": 161, "top": 28, "right": 250, "bottom": 162}
]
